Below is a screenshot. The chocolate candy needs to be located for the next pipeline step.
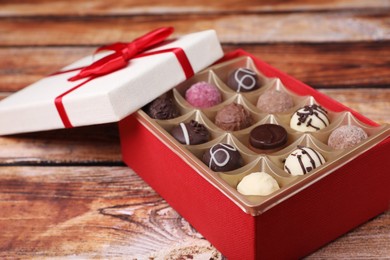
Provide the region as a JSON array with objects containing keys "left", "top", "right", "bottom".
[
  {"left": 215, "top": 103, "right": 253, "bottom": 131},
  {"left": 227, "top": 68, "right": 259, "bottom": 92},
  {"left": 284, "top": 146, "right": 325, "bottom": 175},
  {"left": 144, "top": 96, "right": 179, "bottom": 120},
  {"left": 290, "top": 104, "right": 330, "bottom": 132},
  {"left": 256, "top": 89, "right": 294, "bottom": 114},
  {"left": 249, "top": 124, "right": 287, "bottom": 150},
  {"left": 185, "top": 81, "right": 222, "bottom": 108},
  {"left": 237, "top": 172, "right": 280, "bottom": 196},
  {"left": 171, "top": 120, "right": 210, "bottom": 145},
  {"left": 328, "top": 125, "right": 368, "bottom": 150},
  {"left": 202, "top": 143, "right": 243, "bottom": 172}
]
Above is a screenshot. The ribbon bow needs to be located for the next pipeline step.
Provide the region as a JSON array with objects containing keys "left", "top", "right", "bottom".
[
  {"left": 53, "top": 27, "right": 194, "bottom": 129},
  {"left": 68, "top": 27, "right": 174, "bottom": 81}
]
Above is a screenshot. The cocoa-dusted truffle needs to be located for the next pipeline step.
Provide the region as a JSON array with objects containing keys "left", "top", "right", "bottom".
[
  {"left": 144, "top": 96, "right": 179, "bottom": 120},
  {"left": 256, "top": 89, "right": 294, "bottom": 114},
  {"left": 290, "top": 104, "right": 330, "bottom": 132},
  {"left": 202, "top": 143, "right": 243, "bottom": 172},
  {"left": 215, "top": 103, "right": 253, "bottom": 131},
  {"left": 328, "top": 125, "right": 368, "bottom": 150},
  {"left": 227, "top": 68, "right": 260, "bottom": 92},
  {"left": 284, "top": 146, "right": 325, "bottom": 176},
  {"left": 171, "top": 120, "right": 210, "bottom": 145},
  {"left": 249, "top": 124, "right": 288, "bottom": 151},
  {"left": 185, "top": 81, "right": 222, "bottom": 108}
]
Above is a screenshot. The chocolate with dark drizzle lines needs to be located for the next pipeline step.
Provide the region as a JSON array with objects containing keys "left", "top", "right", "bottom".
[{"left": 296, "top": 104, "right": 328, "bottom": 130}]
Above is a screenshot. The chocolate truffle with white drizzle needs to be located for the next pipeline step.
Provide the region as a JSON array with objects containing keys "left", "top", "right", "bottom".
[
  {"left": 290, "top": 104, "right": 330, "bottom": 132},
  {"left": 171, "top": 120, "right": 210, "bottom": 145},
  {"left": 227, "top": 68, "right": 260, "bottom": 92},
  {"left": 202, "top": 143, "right": 243, "bottom": 172}
]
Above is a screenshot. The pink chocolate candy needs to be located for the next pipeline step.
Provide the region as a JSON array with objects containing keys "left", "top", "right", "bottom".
[{"left": 185, "top": 81, "right": 222, "bottom": 108}]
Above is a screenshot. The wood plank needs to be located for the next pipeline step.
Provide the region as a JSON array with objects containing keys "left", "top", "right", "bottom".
[
  {"left": 321, "top": 89, "right": 390, "bottom": 125},
  {"left": 1, "top": 42, "right": 389, "bottom": 92},
  {"left": 0, "top": 166, "right": 388, "bottom": 258},
  {"left": 0, "top": 166, "right": 223, "bottom": 259},
  {"left": 0, "top": 123, "right": 122, "bottom": 165},
  {"left": 1, "top": 11, "right": 389, "bottom": 46},
  {"left": 1, "top": 0, "right": 389, "bottom": 16}
]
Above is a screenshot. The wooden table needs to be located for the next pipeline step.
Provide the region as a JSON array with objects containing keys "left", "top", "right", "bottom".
[{"left": 0, "top": 1, "right": 389, "bottom": 259}]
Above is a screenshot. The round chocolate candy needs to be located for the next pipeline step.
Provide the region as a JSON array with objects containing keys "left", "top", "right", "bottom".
[
  {"left": 202, "top": 143, "right": 243, "bottom": 172},
  {"left": 144, "top": 96, "right": 179, "bottom": 120},
  {"left": 185, "top": 81, "right": 222, "bottom": 108},
  {"left": 284, "top": 146, "right": 325, "bottom": 176},
  {"left": 237, "top": 172, "right": 280, "bottom": 196},
  {"left": 256, "top": 89, "right": 294, "bottom": 114},
  {"left": 227, "top": 68, "right": 259, "bottom": 92},
  {"left": 328, "top": 125, "right": 368, "bottom": 150},
  {"left": 249, "top": 124, "right": 287, "bottom": 150},
  {"left": 215, "top": 103, "right": 253, "bottom": 131},
  {"left": 290, "top": 104, "right": 330, "bottom": 132},
  {"left": 171, "top": 120, "right": 210, "bottom": 145}
]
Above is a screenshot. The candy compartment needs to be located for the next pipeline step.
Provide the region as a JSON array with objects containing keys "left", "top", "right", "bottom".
[{"left": 138, "top": 56, "right": 390, "bottom": 214}]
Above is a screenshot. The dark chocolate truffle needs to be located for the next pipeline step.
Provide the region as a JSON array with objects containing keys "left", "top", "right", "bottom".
[
  {"left": 171, "top": 120, "right": 210, "bottom": 145},
  {"left": 202, "top": 143, "right": 243, "bottom": 172},
  {"left": 215, "top": 103, "right": 253, "bottom": 131},
  {"left": 144, "top": 96, "right": 179, "bottom": 120},
  {"left": 227, "top": 68, "right": 260, "bottom": 92},
  {"left": 250, "top": 124, "right": 288, "bottom": 150}
]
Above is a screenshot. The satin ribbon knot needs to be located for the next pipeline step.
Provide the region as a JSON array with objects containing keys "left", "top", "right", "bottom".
[{"left": 68, "top": 26, "right": 174, "bottom": 81}]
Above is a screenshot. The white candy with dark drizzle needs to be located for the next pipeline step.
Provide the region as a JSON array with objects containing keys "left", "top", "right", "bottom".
[
  {"left": 290, "top": 104, "right": 330, "bottom": 132},
  {"left": 284, "top": 146, "right": 325, "bottom": 176}
]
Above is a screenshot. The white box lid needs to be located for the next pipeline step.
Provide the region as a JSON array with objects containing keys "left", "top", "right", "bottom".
[{"left": 0, "top": 28, "right": 223, "bottom": 135}]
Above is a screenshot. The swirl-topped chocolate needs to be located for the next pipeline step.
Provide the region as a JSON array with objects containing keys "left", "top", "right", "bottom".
[
  {"left": 202, "top": 143, "right": 243, "bottom": 172},
  {"left": 290, "top": 104, "right": 329, "bottom": 132},
  {"left": 227, "top": 68, "right": 260, "bottom": 92}
]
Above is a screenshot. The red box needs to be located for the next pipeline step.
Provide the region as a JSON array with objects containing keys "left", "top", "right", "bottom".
[{"left": 119, "top": 50, "right": 390, "bottom": 259}]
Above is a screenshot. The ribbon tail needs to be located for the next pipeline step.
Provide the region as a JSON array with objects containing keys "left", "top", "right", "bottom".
[{"left": 130, "top": 27, "right": 174, "bottom": 53}]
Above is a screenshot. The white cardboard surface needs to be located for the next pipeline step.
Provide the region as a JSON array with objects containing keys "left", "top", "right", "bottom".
[{"left": 0, "top": 30, "right": 223, "bottom": 135}]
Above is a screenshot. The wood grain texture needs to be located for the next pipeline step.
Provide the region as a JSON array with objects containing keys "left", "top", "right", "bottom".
[
  {"left": 0, "top": 166, "right": 222, "bottom": 259},
  {"left": 0, "top": 166, "right": 388, "bottom": 259},
  {"left": 1, "top": 42, "right": 390, "bottom": 92},
  {"left": 0, "top": 123, "right": 121, "bottom": 165},
  {"left": 0, "top": 0, "right": 389, "bottom": 258},
  {"left": 1, "top": 10, "right": 390, "bottom": 46},
  {"left": 1, "top": 0, "right": 389, "bottom": 16}
]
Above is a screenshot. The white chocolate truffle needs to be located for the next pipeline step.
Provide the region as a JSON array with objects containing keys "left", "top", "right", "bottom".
[
  {"left": 290, "top": 104, "right": 329, "bottom": 132},
  {"left": 284, "top": 146, "right": 325, "bottom": 175},
  {"left": 237, "top": 172, "right": 280, "bottom": 196}
]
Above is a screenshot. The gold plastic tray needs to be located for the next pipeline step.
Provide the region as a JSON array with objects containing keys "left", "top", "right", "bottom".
[{"left": 136, "top": 56, "right": 390, "bottom": 216}]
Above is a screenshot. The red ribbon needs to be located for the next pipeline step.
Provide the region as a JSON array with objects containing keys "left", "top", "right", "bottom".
[{"left": 51, "top": 27, "right": 194, "bottom": 128}]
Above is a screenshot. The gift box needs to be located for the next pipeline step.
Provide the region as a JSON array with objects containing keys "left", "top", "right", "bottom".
[
  {"left": 119, "top": 50, "right": 390, "bottom": 259},
  {"left": 1, "top": 27, "right": 389, "bottom": 259}
]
